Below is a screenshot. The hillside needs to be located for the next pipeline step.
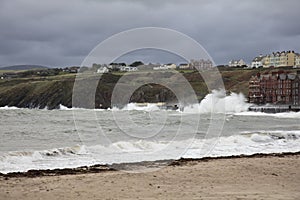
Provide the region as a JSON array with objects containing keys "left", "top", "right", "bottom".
[
  {"left": 0, "top": 65, "right": 48, "bottom": 71},
  {"left": 0, "top": 67, "right": 297, "bottom": 109}
]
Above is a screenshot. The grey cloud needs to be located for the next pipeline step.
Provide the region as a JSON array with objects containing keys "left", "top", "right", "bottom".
[{"left": 0, "top": 0, "right": 300, "bottom": 67}]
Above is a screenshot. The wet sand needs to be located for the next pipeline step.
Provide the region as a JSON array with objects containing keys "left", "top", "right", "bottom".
[{"left": 0, "top": 153, "right": 299, "bottom": 200}]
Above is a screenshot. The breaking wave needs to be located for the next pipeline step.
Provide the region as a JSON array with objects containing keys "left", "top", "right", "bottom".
[
  {"left": 1, "top": 91, "right": 299, "bottom": 119},
  {"left": 183, "top": 90, "right": 251, "bottom": 113},
  {"left": 0, "top": 106, "right": 20, "bottom": 110},
  {"left": 1, "top": 130, "right": 299, "bottom": 173},
  {"left": 110, "top": 90, "right": 251, "bottom": 113},
  {"left": 112, "top": 103, "right": 161, "bottom": 112}
]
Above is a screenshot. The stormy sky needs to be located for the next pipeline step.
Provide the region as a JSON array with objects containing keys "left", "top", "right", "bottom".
[{"left": 1, "top": 0, "right": 300, "bottom": 67}]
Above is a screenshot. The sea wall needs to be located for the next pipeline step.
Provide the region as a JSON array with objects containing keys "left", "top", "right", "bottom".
[{"left": 248, "top": 105, "right": 300, "bottom": 113}]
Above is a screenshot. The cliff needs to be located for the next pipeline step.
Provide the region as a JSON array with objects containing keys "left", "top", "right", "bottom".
[{"left": 0, "top": 68, "right": 294, "bottom": 109}]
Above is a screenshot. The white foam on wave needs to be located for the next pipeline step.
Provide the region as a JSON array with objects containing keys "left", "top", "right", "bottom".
[
  {"left": 59, "top": 104, "right": 71, "bottom": 110},
  {"left": 110, "top": 90, "right": 251, "bottom": 114},
  {"left": 59, "top": 104, "right": 105, "bottom": 111},
  {"left": 235, "top": 111, "right": 300, "bottom": 118},
  {"left": 111, "top": 140, "right": 167, "bottom": 152},
  {"left": 57, "top": 90, "right": 249, "bottom": 113},
  {"left": 1, "top": 130, "right": 299, "bottom": 173},
  {"left": 185, "top": 130, "right": 300, "bottom": 158},
  {"left": 250, "top": 134, "right": 274, "bottom": 143},
  {"left": 183, "top": 90, "right": 251, "bottom": 114},
  {"left": 59, "top": 104, "right": 84, "bottom": 110},
  {"left": 112, "top": 103, "right": 161, "bottom": 112},
  {"left": 0, "top": 106, "right": 20, "bottom": 110},
  {"left": 0, "top": 145, "right": 92, "bottom": 173}
]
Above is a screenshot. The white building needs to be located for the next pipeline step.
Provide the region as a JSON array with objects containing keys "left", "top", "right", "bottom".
[
  {"left": 97, "top": 66, "right": 109, "bottom": 73},
  {"left": 295, "top": 53, "right": 300, "bottom": 68},
  {"left": 165, "top": 63, "right": 177, "bottom": 69},
  {"left": 108, "top": 63, "right": 126, "bottom": 70},
  {"left": 178, "top": 63, "right": 189, "bottom": 69},
  {"left": 190, "top": 59, "right": 213, "bottom": 70},
  {"left": 120, "top": 66, "right": 138, "bottom": 72},
  {"left": 251, "top": 56, "right": 264, "bottom": 68},
  {"left": 153, "top": 65, "right": 169, "bottom": 70},
  {"left": 229, "top": 59, "right": 246, "bottom": 67}
]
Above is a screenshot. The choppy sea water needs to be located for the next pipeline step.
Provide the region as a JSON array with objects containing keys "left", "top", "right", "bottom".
[{"left": 0, "top": 92, "right": 300, "bottom": 173}]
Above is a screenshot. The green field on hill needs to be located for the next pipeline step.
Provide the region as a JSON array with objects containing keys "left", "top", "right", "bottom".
[{"left": 0, "top": 67, "right": 298, "bottom": 109}]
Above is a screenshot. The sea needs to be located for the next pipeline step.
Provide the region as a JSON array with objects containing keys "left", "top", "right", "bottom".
[{"left": 0, "top": 91, "right": 300, "bottom": 174}]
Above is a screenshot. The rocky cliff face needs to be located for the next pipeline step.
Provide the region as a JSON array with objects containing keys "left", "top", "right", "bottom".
[
  {"left": 0, "top": 79, "right": 74, "bottom": 109},
  {"left": 0, "top": 73, "right": 180, "bottom": 109},
  {"left": 0, "top": 68, "right": 265, "bottom": 109}
]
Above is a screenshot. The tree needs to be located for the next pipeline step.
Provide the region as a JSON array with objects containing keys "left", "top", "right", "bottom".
[
  {"left": 129, "top": 61, "right": 144, "bottom": 67},
  {"left": 109, "top": 62, "right": 126, "bottom": 66}
]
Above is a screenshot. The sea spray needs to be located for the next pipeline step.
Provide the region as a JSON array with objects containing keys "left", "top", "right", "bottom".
[
  {"left": 183, "top": 90, "right": 251, "bottom": 114},
  {"left": 58, "top": 90, "right": 250, "bottom": 113},
  {"left": 110, "top": 90, "right": 251, "bottom": 113}
]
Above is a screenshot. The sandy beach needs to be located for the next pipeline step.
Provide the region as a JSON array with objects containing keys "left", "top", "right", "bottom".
[{"left": 0, "top": 153, "right": 299, "bottom": 200}]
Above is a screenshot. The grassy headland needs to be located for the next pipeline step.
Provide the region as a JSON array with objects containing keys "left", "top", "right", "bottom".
[{"left": 0, "top": 67, "right": 298, "bottom": 109}]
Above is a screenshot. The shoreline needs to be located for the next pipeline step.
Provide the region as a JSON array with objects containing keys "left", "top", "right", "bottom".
[
  {"left": 2, "top": 151, "right": 299, "bottom": 178},
  {"left": 1, "top": 103, "right": 300, "bottom": 113},
  {"left": 1, "top": 151, "right": 299, "bottom": 199}
]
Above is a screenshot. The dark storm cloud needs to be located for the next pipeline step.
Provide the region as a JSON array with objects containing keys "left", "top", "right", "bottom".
[{"left": 0, "top": 0, "right": 300, "bottom": 67}]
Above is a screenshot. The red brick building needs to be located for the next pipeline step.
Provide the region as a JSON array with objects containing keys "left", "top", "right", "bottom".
[
  {"left": 292, "top": 74, "right": 300, "bottom": 105},
  {"left": 249, "top": 71, "right": 300, "bottom": 105},
  {"left": 249, "top": 74, "right": 263, "bottom": 104}
]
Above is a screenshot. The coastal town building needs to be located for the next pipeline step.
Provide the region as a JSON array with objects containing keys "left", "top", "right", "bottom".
[
  {"left": 295, "top": 53, "right": 300, "bottom": 68},
  {"left": 108, "top": 63, "right": 126, "bottom": 71},
  {"left": 97, "top": 66, "right": 109, "bottom": 73},
  {"left": 251, "top": 55, "right": 264, "bottom": 68},
  {"left": 153, "top": 65, "right": 169, "bottom": 70},
  {"left": 190, "top": 59, "right": 213, "bottom": 70},
  {"left": 178, "top": 63, "right": 190, "bottom": 69},
  {"left": 248, "top": 74, "right": 263, "bottom": 103},
  {"left": 229, "top": 59, "right": 246, "bottom": 67},
  {"left": 252, "top": 50, "right": 298, "bottom": 68},
  {"left": 248, "top": 71, "right": 300, "bottom": 105},
  {"left": 164, "top": 63, "right": 177, "bottom": 69},
  {"left": 90, "top": 60, "right": 214, "bottom": 72},
  {"left": 292, "top": 75, "right": 300, "bottom": 105},
  {"left": 120, "top": 66, "right": 138, "bottom": 72},
  {"left": 152, "top": 63, "right": 177, "bottom": 70}
]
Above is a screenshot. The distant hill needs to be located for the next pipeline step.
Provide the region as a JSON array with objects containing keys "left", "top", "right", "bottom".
[{"left": 0, "top": 65, "right": 49, "bottom": 71}]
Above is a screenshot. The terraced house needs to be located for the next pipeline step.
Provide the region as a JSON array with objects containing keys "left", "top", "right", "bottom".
[
  {"left": 251, "top": 50, "right": 299, "bottom": 68},
  {"left": 295, "top": 53, "right": 300, "bottom": 68},
  {"left": 292, "top": 75, "right": 300, "bottom": 105},
  {"left": 249, "top": 71, "right": 300, "bottom": 105}
]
